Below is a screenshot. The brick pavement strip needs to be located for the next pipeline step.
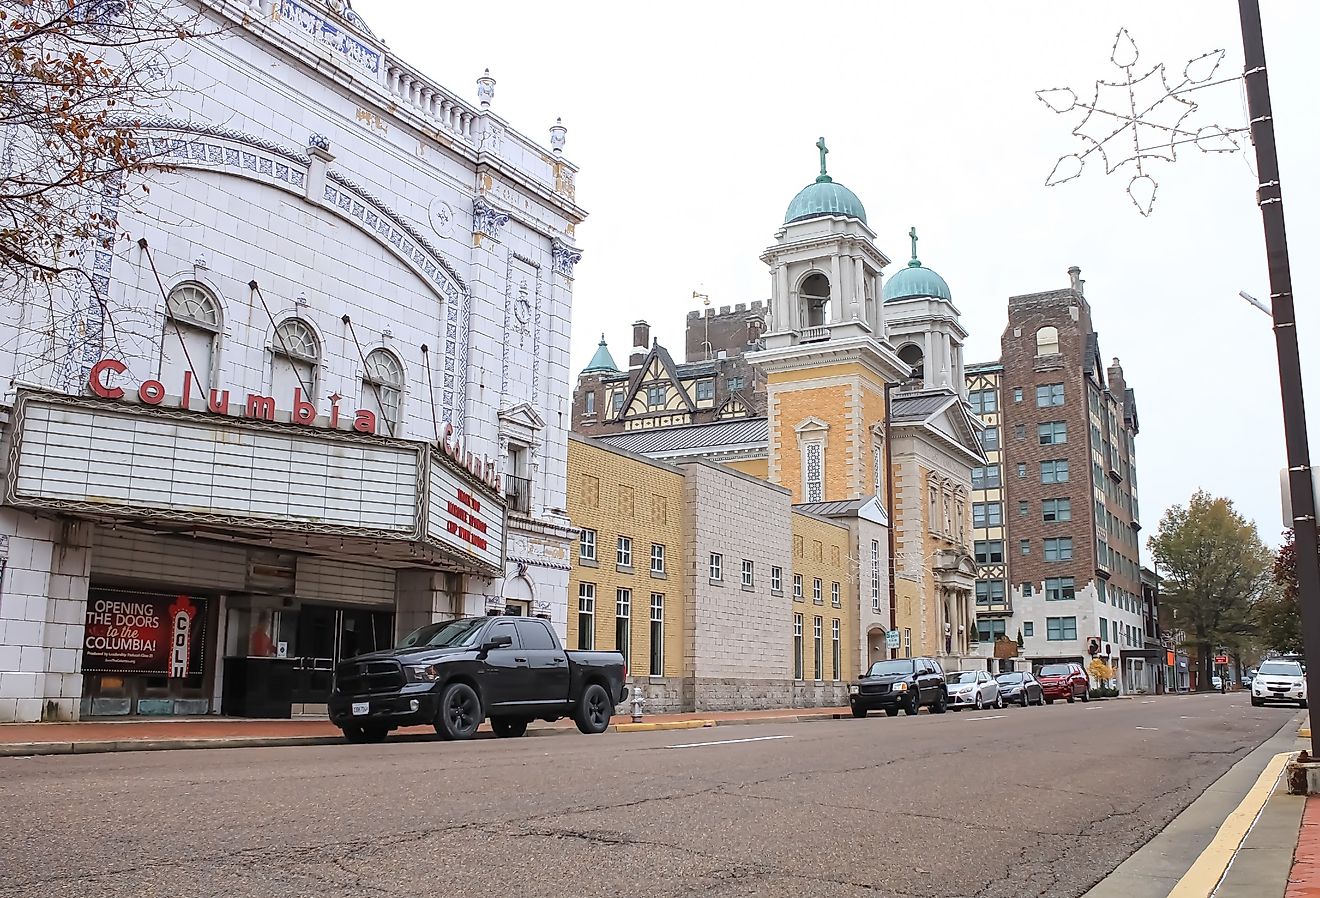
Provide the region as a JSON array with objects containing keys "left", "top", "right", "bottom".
[
  {"left": 1288, "top": 797, "right": 1320, "bottom": 898},
  {"left": 0, "top": 706, "right": 850, "bottom": 756}
]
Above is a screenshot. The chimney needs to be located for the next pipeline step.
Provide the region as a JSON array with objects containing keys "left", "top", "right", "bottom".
[
  {"left": 632, "top": 320, "right": 650, "bottom": 350},
  {"left": 1068, "top": 266, "right": 1082, "bottom": 293}
]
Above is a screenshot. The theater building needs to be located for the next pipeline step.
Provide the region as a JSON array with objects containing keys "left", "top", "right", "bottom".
[{"left": 0, "top": 0, "right": 584, "bottom": 721}]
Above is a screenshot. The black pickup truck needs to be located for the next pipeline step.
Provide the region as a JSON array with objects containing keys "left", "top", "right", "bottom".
[{"left": 327, "top": 615, "right": 627, "bottom": 743}]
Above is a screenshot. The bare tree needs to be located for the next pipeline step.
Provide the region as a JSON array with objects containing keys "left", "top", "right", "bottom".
[{"left": 0, "top": 0, "right": 199, "bottom": 281}]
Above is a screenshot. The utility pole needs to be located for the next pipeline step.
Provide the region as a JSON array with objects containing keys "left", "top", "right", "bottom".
[{"left": 1238, "top": 0, "right": 1320, "bottom": 756}]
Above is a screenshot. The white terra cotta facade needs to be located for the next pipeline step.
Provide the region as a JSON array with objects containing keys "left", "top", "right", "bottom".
[{"left": 0, "top": 0, "right": 585, "bottom": 721}]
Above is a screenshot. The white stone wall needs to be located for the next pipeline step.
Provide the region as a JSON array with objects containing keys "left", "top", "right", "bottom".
[
  {"left": 1009, "top": 579, "right": 1148, "bottom": 683},
  {"left": 0, "top": 0, "right": 583, "bottom": 718},
  {"left": 678, "top": 461, "right": 793, "bottom": 689}
]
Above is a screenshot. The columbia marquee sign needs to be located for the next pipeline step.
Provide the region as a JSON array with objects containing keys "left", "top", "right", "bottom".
[{"left": 4, "top": 389, "right": 506, "bottom": 574}]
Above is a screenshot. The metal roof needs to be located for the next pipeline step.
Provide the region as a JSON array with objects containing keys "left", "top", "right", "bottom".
[
  {"left": 594, "top": 417, "right": 768, "bottom": 456},
  {"left": 891, "top": 391, "right": 955, "bottom": 423}
]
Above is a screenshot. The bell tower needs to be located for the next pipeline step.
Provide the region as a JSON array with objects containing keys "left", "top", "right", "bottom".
[{"left": 749, "top": 139, "right": 908, "bottom": 504}]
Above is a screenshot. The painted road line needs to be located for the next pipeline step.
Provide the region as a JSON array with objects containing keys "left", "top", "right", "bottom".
[
  {"left": 1141, "top": 700, "right": 1157, "bottom": 704},
  {"left": 1166, "top": 750, "right": 1293, "bottom": 898},
  {"left": 1135, "top": 726, "right": 1159, "bottom": 731},
  {"left": 665, "top": 734, "right": 795, "bottom": 749},
  {"left": 967, "top": 715, "right": 1006, "bottom": 722}
]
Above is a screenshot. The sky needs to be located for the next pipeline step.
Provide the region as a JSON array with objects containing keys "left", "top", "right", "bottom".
[{"left": 359, "top": 1, "right": 1320, "bottom": 555}]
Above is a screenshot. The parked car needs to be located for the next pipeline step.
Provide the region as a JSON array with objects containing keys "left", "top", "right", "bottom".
[
  {"left": 1242, "top": 669, "right": 1257, "bottom": 687},
  {"left": 946, "top": 670, "right": 1003, "bottom": 711},
  {"left": 1036, "top": 662, "right": 1090, "bottom": 704},
  {"left": 1251, "top": 659, "right": 1308, "bottom": 708},
  {"left": 327, "top": 615, "right": 628, "bottom": 743},
  {"left": 995, "top": 671, "right": 1045, "bottom": 707},
  {"left": 848, "top": 657, "right": 947, "bottom": 718}
]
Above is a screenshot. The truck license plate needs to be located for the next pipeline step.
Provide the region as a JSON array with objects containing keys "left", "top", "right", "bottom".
[{"left": 352, "top": 702, "right": 369, "bottom": 716}]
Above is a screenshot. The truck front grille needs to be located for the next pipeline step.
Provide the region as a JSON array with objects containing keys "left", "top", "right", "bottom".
[{"left": 335, "top": 660, "right": 405, "bottom": 695}]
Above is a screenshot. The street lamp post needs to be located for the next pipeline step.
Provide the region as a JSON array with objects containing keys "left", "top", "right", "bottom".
[{"left": 1237, "top": 0, "right": 1320, "bottom": 757}]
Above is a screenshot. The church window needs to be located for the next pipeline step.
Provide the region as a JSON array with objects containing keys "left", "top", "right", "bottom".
[{"left": 804, "top": 441, "right": 824, "bottom": 503}]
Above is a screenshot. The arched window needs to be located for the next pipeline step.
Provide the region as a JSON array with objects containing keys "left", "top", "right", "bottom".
[
  {"left": 1036, "top": 326, "right": 1060, "bottom": 357},
  {"left": 362, "top": 348, "right": 404, "bottom": 434},
  {"left": 800, "top": 272, "right": 830, "bottom": 328},
  {"left": 271, "top": 318, "right": 319, "bottom": 401},
  {"left": 898, "top": 343, "right": 925, "bottom": 387},
  {"left": 161, "top": 282, "right": 221, "bottom": 394}
]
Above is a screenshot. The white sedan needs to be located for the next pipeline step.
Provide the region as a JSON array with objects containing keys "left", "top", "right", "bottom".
[{"left": 946, "top": 670, "right": 1003, "bottom": 711}]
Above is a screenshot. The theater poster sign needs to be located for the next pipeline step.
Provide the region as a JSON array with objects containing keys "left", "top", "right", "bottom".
[{"left": 82, "top": 589, "right": 206, "bottom": 677}]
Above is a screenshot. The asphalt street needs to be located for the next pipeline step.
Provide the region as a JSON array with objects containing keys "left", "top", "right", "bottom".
[{"left": 0, "top": 694, "right": 1299, "bottom": 898}]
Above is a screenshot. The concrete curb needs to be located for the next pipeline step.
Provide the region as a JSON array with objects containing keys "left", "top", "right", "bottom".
[
  {"left": 611, "top": 720, "right": 714, "bottom": 733},
  {"left": 0, "top": 711, "right": 842, "bottom": 757}
]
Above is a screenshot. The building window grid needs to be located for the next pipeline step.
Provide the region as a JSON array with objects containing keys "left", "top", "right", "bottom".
[
  {"left": 616, "top": 536, "right": 632, "bottom": 568},
  {"left": 579, "top": 528, "right": 596, "bottom": 561},
  {"left": 1042, "top": 498, "right": 1071, "bottom": 522},
  {"left": 650, "top": 543, "right": 665, "bottom": 574},
  {"left": 1044, "top": 577, "right": 1076, "bottom": 601},
  {"left": 973, "top": 502, "right": 1003, "bottom": 528},
  {"left": 1046, "top": 616, "right": 1078, "bottom": 641},
  {"left": 831, "top": 619, "right": 841, "bottom": 682},
  {"left": 577, "top": 583, "right": 595, "bottom": 650},
  {"left": 1038, "top": 421, "right": 1068, "bottom": 445},
  {"left": 1043, "top": 537, "right": 1073, "bottom": 562},
  {"left": 649, "top": 593, "right": 664, "bottom": 675},
  {"left": 771, "top": 566, "right": 783, "bottom": 594},
  {"left": 709, "top": 552, "right": 722, "bottom": 581},
  {"left": 741, "top": 559, "right": 754, "bottom": 588},
  {"left": 1036, "top": 383, "right": 1065, "bottom": 407},
  {"left": 615, "top": 589, "right": 631, "bottom": 667},
  {"left": 831, "top": 581, "right": 841, "bottom": 608},
  {"left": 1041, "top": 459, "right": 1070, "bottom": 483},
  {"left": 813, "top": 616, "right": 823, "bottom": 681},
  {"left": 793, "top": 613, "right": 804, "bottom": 679},
  {"left": 812, "top": 578, "right": 823, "bottom": 605},
  {"left": 793, "top": 573, "right": 803, "bottom": 601},
  {"left": 870, "top": 540, "right": 881, "bottom": 611}
]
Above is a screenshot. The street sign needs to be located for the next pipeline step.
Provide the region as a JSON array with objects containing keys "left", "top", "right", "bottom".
[
  {"left": 1214, "top": 655, "right": 1229, "bottom": 665},
  {"left": 886, "top": 630, "right": 900, "bottom": 650}
]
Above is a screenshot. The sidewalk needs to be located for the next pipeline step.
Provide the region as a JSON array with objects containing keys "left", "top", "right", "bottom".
[{"left": 0, "top": 705, "right": 849, "bottom": 757}]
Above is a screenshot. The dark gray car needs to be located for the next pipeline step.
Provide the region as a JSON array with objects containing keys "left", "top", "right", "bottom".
[{"left": 995, "top": 671, "right": 1045, "bottom": 707}]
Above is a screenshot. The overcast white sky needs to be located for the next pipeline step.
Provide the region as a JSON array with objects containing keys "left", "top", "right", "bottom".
[{"left": 361, "top": 1, "right": 1320, "bottom": 555}]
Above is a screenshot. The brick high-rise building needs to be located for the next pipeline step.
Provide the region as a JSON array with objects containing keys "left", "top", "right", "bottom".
[{"left": 966, "top": 267, "right": 1145, "bottom": 688}]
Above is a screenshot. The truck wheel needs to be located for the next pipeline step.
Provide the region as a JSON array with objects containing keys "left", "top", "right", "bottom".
[
  {"left": 884, "top": 708, "right": 899, "bottom": 717},
  {"left": 341, "top": 725, "right": 388, "bottom": 744},
  {"left": 434, "top": 682, "right": 482, "bottom": 741},
  {"left": 574, "top": 683, "right": 613, "bottom": 734},
  {"left": 851, "top": 705, "right": 867, "bottom": 719},
  {"left": 904, "top": 692, "right": 920, "bottom": 716},
  {"left": 491, "top": 717, "right": 528, "bottom": 738},
  {"left": 931, "top": 691, "right": 947, "bottom": 714}
]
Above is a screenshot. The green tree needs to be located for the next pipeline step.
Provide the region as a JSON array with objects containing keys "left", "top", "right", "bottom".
[
  {"left": 1149, "top": 491, "right": 1273, "bottom": 692},
  {"left": 1256, "top": 530, "right": 1303, "bottom": 654}
]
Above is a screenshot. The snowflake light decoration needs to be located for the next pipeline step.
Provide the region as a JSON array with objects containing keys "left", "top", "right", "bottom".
[{"left": 1037, "top": 28, "right": 1248, "bottom": 216}]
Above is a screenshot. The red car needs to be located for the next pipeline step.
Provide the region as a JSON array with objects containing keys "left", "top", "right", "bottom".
[{"left": 1036, "top": 662, "right": 1090, "bottom": 704}]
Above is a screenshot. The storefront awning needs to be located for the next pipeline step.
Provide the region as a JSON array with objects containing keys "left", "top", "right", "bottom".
[{"left": 4, "top": 390, "right": 506, "bottom": 576}]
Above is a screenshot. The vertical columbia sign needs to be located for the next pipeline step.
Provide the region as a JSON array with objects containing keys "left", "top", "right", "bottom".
[{"left": 168, "top": 596, "right": 198, "bottom": 679}]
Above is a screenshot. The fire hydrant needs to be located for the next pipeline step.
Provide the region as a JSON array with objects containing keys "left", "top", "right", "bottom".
[{"left": 630, "top": 686, "right": 645, "bottom": 723}]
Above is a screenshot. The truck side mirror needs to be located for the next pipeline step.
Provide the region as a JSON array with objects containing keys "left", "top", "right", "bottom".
[{"left": 480, "top": 634, "right": 513, "bottom": 653}]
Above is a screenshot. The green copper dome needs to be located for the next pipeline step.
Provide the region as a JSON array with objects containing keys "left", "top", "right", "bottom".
[
  {"left": 784, "top": 137, "right": 868, "bottom": 225},
  {"left": 581, "top": 334, "right": 619, "bottom": 373},
  {"left": 883, "top": 227, "right": 952, "bottom": 303}
]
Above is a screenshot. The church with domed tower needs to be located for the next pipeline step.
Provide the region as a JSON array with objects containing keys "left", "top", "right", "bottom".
[{"left": 570, "top": 139, "right": 986, "bottom": 680}]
